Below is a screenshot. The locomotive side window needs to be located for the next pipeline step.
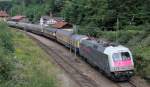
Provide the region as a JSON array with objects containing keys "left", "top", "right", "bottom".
[{"left": 121, "top": 52, "right": 131, "bottom": 60}]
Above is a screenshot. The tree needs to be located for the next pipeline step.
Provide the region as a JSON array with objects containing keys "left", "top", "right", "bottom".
[{"left": 0, "top": 1, "right": 12, "bottom": 11}]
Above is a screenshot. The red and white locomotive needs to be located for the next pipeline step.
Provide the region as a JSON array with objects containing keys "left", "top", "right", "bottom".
[{"left": 80, "top": 40, "right": 134, "bottom": 81}]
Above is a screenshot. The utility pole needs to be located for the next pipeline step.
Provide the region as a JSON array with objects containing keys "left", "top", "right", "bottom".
[
  {"left": 10, "top": 7, "right": 12, "bottom": 16},
  {"left": 22, "top": 0, "right": 25, "bottom": 15},
  {"left": 73, "top": 25, "right": 77, "bottom": 34},
  {"left": 73, "top": 25, "right": 78, "bottom": 57},
  {"left": 22, "top": 1, "right": 26, "bottom": 36},
  {"left": 116, "top": 17, "right": 119, "bottom": 44},
  {"left": 130, "top": 15, "right": 135, "bottom": 25},
  {"left": 40, "top": 17, "right": 44, "bottom": 32}
]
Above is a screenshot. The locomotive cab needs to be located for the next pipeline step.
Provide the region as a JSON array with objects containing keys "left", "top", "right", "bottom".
[{"left": 104, "top": 45, "right": 134, "bottom": 81}]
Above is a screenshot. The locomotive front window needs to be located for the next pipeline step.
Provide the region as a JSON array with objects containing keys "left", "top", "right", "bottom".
[
  {"left": 112, "top": 53, "right": 121, "bottom": 61},
  {"left": 112, "top": 52, "right": 131, "bottom": 61},
  {"left": 121, "top": 52, "right": 131, "bottom": 60}
]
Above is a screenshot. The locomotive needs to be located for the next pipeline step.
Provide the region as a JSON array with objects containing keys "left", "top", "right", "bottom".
[{"left": 7, "top": 21, "right": 134, "bottom": 81}]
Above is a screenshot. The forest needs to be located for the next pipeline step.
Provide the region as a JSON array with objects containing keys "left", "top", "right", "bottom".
[{"left": 1, "top": 0, "right": 150, "bottom": 30}]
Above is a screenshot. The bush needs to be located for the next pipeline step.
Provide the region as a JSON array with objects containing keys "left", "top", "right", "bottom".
[
  {"left": 141, "top": 34, "right": 150, "bottom": 46},
  {"left": 100, "top": 31, "right": 116, "bottom": 42},
  {"left": 78, "top": 26, "right": 103, "bottom": 38},
  {"left": 0, "top": 52, "right": 12, "bottom": 81},
  {"left": 133, "top": 54, "right": 149, "bottom": 76},
  {"left": 117, "top": 31, "right": 138, "bottom": 44},
  {"left": 0, "top": 22, "right": 14, "bottom": 81},
  {"left": 0, "top": 22, "right": 14, "bottom": 53}
]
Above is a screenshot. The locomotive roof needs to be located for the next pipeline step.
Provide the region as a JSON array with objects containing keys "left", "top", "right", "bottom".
[
  {"left": 81, "top": 40, "right": 107, "bottom": 52},
  {"left": 57, "top": 30, "right": 73, "bottom": 36},
  {"left": 104, "top": 45, "right": 130, "bottom": 56},
  {"left": 45, "top": 27, "right": 57, "bottom": 32},
  {"left": 71, "top": 34, "right": 88, "bottom": 40},
  {"left": 27, "top": 23, "right": 42, "bottom": 30},
  {"left": 81, "top": 39, "right": 126, "bottom": 53}
]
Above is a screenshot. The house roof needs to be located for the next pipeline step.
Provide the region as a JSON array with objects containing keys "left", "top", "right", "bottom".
[
  {"left": 0, "top": 11, "right": 9, "bottom": 17},
  {"left": 52, "top": 21, "right": 71, "bottom": 29},
  {"left": 41, "top": 16, "right": 64, "bottom": 21},
  {"left": 11, "top": 15, "right": 26, "bottom": 20}
]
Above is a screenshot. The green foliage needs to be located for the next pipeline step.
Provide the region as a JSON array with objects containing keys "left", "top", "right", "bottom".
[
  {"left": 0, "top": 0, "right": 150, "bottom": 30},
  {"left": 0, "top": 23, "right": 14, "bottom": 53},
  {"left": 10, "top": 0, "right": 64, "bottom": 22},
  {"left": 62, "top": 0, "right": 108, "bottom": 25},
  {"left": 2, "top": 0, "right": 150, "bottom": 30},
  {"left": 0, "top": 22, "right": 14, "bottom": 81},
  {"left": 4, "top": 30, "right": 57, "bottom": 87},
  {"left": 0, "top": 28, "right": 58, "bottom": 87},
  {"left": 24, "top": 4, "right": 46, "bottom": 22},
  {"left": 0, "top": 1, "right": 12, "bottom": 11},
  {"left": 0, "top": 52, "right": 13, "bottom": 81},
  {"left": 117, "top": 30, "right": 138, "bottom": 44},
  {"left": 133, "top": 54, "right": 149, "bottom": 77},
  {"left": 62, "top": 0, "right": 150, "bottom": 30},
  {"left": 131, "top": 44, "right": 150, "bottom": 77},
  {"left": 78, "top": 24, "right": 103, "bottom": 37},
  {"left": 142, "top": 35, "right": 150, "bottom": 46}
]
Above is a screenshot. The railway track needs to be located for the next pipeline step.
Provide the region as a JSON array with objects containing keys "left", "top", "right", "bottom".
[
  {"left": 27, "top": 32, "right": 99, "bottom": 87},
  {"left": 21, "top": 31, "right": 142, "bottom": 87},
  {"left": 117, "top": 81, "right": 137, "bottom": 87},
  {"left": 128, "top": 81, "right": 137, "bottom": 87}
]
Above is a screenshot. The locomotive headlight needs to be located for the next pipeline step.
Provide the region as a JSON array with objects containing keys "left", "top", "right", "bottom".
[
  {"left": 129, "top": 71, "right": 133, "bottom": 74},
  {"left": 128, "top": 65, "right": 134, "bottom": 69},
  {"left": 114, "top": 67, "right": 119, "bottom": 71}
]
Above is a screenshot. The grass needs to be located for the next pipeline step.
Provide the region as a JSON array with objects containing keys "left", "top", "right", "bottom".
[{"left": 0, "top": 29, "right": 59, "bottom": 87}]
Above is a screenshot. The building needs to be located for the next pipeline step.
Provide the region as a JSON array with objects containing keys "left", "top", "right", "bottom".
[
  {"left": 52, "top": 21, "right": 73, "bottom": 32},
  {"left": 40, "top": 16, "right": 73, "bottom": 31},
  {"left": 0, "top": 11, "right": 9, "bottom": 21},
  {"left": 11, "top": 15, "right": 28, "bottom": 22},
  {"left": 40, "top": 16, "right": 64, "bottom": 26},
  {"left": 52, "top": 21, "right": 72, "bottom": 29}
]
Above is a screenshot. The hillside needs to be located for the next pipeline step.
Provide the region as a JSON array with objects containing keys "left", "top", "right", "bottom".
[{"left": 0, "top": 23, "right": 73, "bottom": 87}]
